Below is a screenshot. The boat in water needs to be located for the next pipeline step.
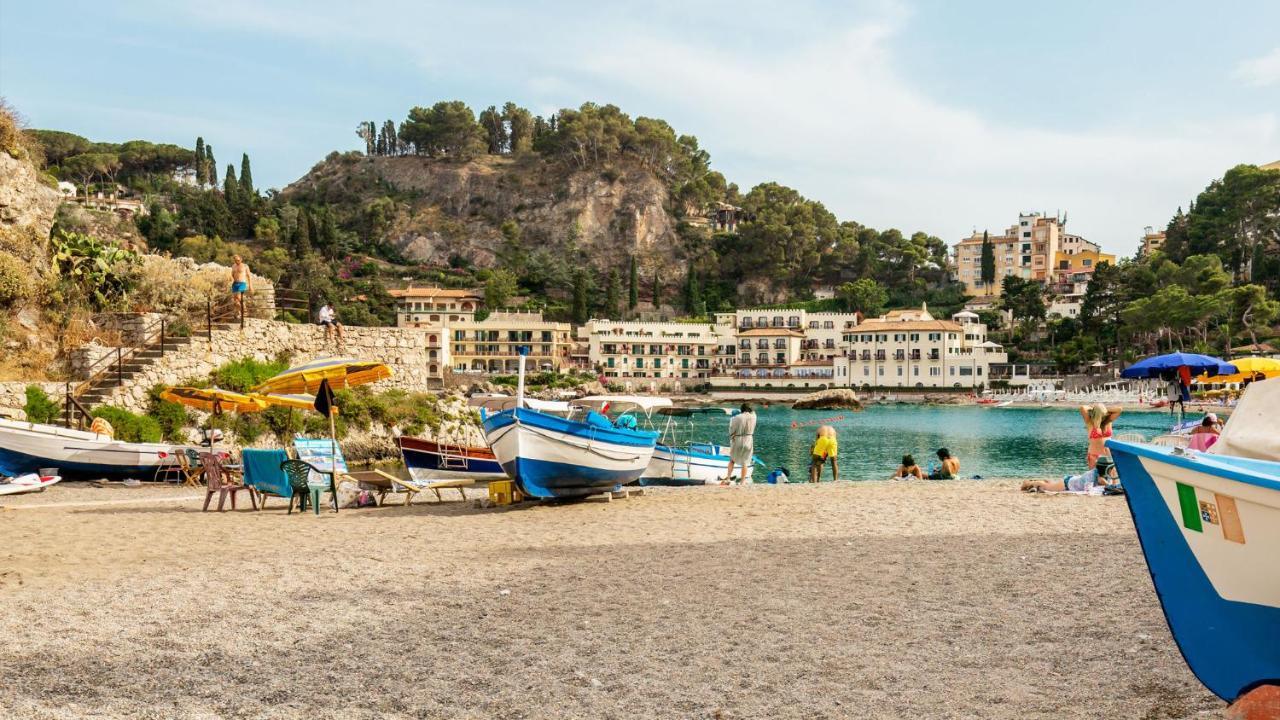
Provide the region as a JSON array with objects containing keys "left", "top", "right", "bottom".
[
  {"left": 396, "top": 436, "right": 506, "bottom": 482},
  {"left": 1107, "top": 376, "right": 1280, "bottom": 703},
  {"left": 480, "top": 352, "right": 659, "bottom": 499},
  {"left": 0, "top": 418, "right": 187, "bottom": 481}
]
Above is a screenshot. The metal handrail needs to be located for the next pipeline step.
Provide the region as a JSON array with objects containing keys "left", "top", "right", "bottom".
[{"left": 70, "top": 313, "right": 171, "bottom": 398}]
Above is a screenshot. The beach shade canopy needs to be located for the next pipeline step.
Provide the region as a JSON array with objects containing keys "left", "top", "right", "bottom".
[
  {"left": 252, "top": 357, "right": 392, "bottom": 395},
  {"left": 1193, "top": 357, "right": 1280, "bottom": 385},
  {"left": 1119, "top": 352, "right": 1237, "bottom": 379},
  {"left": 160, "top": 386, "right": 267, "bottom": 414},
  {"left": 249, "top": 393, "right": 323, "bottom": 411}
]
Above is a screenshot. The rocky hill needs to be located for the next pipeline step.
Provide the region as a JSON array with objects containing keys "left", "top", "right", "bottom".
[
  {"left": 284, "top": 152, "right": 689, "bottom": 270},
  {"left": 0, "top": 148, "right": 60, "bottom": 278}
]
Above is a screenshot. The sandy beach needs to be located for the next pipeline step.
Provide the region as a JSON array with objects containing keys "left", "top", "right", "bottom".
[{"left": 1, "top": 480, "right": 1220, "bottom": 719}]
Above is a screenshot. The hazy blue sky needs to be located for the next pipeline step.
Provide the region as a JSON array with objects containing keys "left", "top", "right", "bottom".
[{"left": 2, "top": 1, "right": 1277, "bottom": 254}]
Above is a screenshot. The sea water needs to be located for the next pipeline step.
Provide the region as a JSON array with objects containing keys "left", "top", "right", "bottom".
[{"left": 681, "top": 404, "right": 1181, "bottom": 481}]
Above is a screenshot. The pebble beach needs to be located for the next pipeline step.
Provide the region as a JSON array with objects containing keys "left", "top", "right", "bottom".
[{"left": 1, "top": 480, "right": 1220, "bottom": 719}]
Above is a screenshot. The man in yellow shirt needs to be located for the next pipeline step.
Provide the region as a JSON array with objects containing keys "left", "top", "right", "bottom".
[{"left": 809, "top": 425, "right": 839, "bottom": 482}]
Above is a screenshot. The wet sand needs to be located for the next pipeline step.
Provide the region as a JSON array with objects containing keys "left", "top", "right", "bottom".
[{"left": 1, "top": 480, "right": 1220, "bottom": 719}]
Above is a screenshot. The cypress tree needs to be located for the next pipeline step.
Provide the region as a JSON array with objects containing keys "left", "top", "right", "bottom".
[
  {"left": 194, "top": 137, "right": 205, "bottom": 185},
  {"left": 653, "top": 269, "right": 661, "bottom": 308},
  {"left": 239, "top": 153, "right": 254, "bottom": 197},
  {"left": 683, "top": 265, "right": 700, "bottom": 314},
  {"left": 572, "top": 269, "right": 591, "bottom": 325},
  {"left": 293, "top": 209, "right": 312, "bottom": 258},
  {"left": 980, "top": 229, "right": 996, "bottom": 293},
  {"left": 628, "top": 256, "right": 638, "bottom": 310},
  {"left": 605, "top": 269, "right": 620, "bottom": 319},
  {"left": 206, "top": 146, "right": 217, "bottom": 186},
  {"left": 223, "top": 164, "right": 238, "bottom": 204}
]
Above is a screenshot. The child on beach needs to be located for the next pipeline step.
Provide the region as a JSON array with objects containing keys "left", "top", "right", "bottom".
[
  {"left": 892, "top": 454, "right": 922, "bottom": 479},
  {"left": 1022, "top": 456, "right": 1118, "bottom": 493},
  {"left": 808, "top": 426, "right": 838, "bottom": 482},
  {"left": 1082, "top": 403, "right": 1122, "bottom": 469}
]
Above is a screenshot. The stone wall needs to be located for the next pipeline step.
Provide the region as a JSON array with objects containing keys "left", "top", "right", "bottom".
[
  {"left": 0, "top": 381, "right": 67, "bottom": 420},
  {"left": 92, "top": 318, "right": 446, "bottom": 413}
]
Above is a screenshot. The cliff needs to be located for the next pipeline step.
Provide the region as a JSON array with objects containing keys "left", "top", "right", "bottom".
[
  {"left": 283, "top": 153, "right": 686, "bottom": 270},
  {"left": 0, "top": 149, "right": 60, "bottom": 277}
]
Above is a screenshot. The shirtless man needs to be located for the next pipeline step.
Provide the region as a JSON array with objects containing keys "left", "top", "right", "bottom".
[{"left": 230, "top": 255, "right": 252, "bottom": 314}]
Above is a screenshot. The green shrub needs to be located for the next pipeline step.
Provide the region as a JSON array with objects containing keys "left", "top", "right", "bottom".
[
  {"left": 23, "top": 385, "right": 60, "bottom": 425},
  {"left": 0, "top": 251, "right": 30, "bottom": 307},
  {"left": 146, "top": 385, "right": 190, "bottom": 442},
  {"left": 90, "top": 406, "right": 162, "bottom": 443},
  {"left": 210, "top": 356, "right": 290, "bottom": 392}
]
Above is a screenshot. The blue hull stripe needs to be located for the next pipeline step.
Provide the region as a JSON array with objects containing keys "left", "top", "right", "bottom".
[
  {"left": 501, "top": 457, "right": 638, "bottom": 499},
  {"left": 0, "top": 445, "right": 160, "bottom": 481},
  {"left": 1109, "top": 443, "right": 1280, "bottom": 701},
  {"left": 400, "top": 446, "right": 504, "bottom": 475},
  {"left": 483, "top": 408, "right": 659, "bottom": 448}
]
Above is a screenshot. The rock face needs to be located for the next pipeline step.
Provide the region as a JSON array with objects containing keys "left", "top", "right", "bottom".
[
  {"left": 0, "top": 150, "right": 60, "bottom": 274},
  {"left": 792, "top": 388, "right": 863, "bottom": 411},
  {"left": 283, "top": 153, "right": 681, "bottom": 271}
]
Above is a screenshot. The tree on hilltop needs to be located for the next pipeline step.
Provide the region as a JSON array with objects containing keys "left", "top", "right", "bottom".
[
  {"left": 504, "top": 102, "right": 533, "bottom": 153},
  {"left": 478, "top": 105, "right": 508, "bottom": 154},
  {"left": 239, "top": 153, "right": 254, "bottom": 197},
  {"left": 398, "top": 101, "right": 485, "bottom": 160}
]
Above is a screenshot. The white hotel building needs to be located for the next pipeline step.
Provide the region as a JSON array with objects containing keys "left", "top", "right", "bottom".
[
  {"left": 839, "top": 304, "right": 1007, "bottom": 389},
  {"left": 582, "top": 320, "right": 728, "bottom": 380},
  {"left": 708, "top": 309, "right": 861, "bottom": 389}
]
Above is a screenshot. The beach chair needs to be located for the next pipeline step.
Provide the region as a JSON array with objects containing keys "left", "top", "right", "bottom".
[
  {"left": 201, "top": 453, "right": 258, "bottom": 512},
  {"left": 241, "top": 448, "right": 292, "bottom": 510},
  {"left": 343, "top": 469, "right": 472, "bottom": 506},
  {"left": 281, "top": 459, "right": 334, "bottom": 515},
  {"left": 180, "top": 449, "right": 205, "bottom": 487}
]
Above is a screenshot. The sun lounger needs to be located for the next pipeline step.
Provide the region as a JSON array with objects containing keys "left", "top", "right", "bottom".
[{"left": 343, "top": 468, "right": 472, "bottom": 505}]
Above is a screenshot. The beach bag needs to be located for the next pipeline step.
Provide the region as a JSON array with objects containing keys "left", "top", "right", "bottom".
[{"left": 766, "top": 468, "right": 789, "bottom": 484}]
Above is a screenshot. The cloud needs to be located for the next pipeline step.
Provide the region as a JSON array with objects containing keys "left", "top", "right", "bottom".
[{"left": 1234, "top": 47, "right": 1280, "bottom": 87}]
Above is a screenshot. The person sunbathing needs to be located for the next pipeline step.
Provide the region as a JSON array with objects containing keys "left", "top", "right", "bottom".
[
  {"left": 927, "top": 448, "right": 959, "bottom": 479},
  {"left": 1022, "top": 456, "right": 1118, "bottom": 492},
  {"left": 892, "top": 454, "right": 923, "bottom": 479}
]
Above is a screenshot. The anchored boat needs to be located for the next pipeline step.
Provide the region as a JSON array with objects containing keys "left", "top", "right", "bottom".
[
  {"left": 480, "top": 351, "right": 658, "bottom": 499},
  {"left": 0, "top": 418, "right": 186, "bottom": 481},
  {"left": 1107, "top": 376, "right": 1280, "bottom": 703}
]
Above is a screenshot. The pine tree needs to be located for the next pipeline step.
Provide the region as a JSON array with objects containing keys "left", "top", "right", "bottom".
[
  {"left": 605, "top": 269, "right": 620, "bottom": 319},
  {"left": 628, "top": 256, "right": 639, "bottom": 310},
  {"left": 239, "top": 153, "right": 254, "bottom": 197},
  {"left": 194, "top": 137, "right": 205, "bottom": 185},
  {"left": 206, "top": 146, "right": 217, "bottom": 186},
  {"left": 980, "top": 230, "right": 996, "bottom": 293}
]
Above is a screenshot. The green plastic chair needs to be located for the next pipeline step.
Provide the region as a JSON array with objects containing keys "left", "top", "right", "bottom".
[{"left": 280, "top": 459, "right": 337, "bottom": 515}]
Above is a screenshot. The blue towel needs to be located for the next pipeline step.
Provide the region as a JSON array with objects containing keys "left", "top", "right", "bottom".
[{"left": 241, "top": 448, "right": 291, "bottom": 497}]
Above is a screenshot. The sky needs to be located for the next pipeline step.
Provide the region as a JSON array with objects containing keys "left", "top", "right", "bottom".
[{"left": 1, "top": 0, "right": 1278, "bottom": 256}]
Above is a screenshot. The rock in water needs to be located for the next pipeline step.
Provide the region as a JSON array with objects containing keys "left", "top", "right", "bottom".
[{"left": 792, "top": 388, "right": 863, "bottom": 411}]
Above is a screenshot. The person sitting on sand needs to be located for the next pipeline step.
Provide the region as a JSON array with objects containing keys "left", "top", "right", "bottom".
[
  {"left": 1082, "top": 403, "right": 1122, "bottom": 469},
  {"left": 892, "top": 454, "right": 923, "bottom": 480},
  {"left": 1022, "top": 456, "right": 1118, "bottom": 493},
  {"left": 808, "top": 425, "right": 838, "bottom": 483},
  {"left": 927, "top": 448, "right": 959, "bottom": 480}
]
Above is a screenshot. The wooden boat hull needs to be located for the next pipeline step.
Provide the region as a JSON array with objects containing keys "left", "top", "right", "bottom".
[
  {"left": 0, "top": 419, "right": 184, "bottom": 481},
  {"left": 482, "top": 407, "right": 658, "bottom": 499},
  {"left": 396, "top": 436, "right": 506, "bottom": 481},
  {"left": 641, "top": 443, "right": 755, "bottom": 486},
  {"left": 1108, "top": 440, "right": 1280, "bottom": 702}
]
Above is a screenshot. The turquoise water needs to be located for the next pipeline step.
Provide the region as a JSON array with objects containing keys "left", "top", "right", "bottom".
[{"left": 678, "top": 405, "right": 1180, "bottom": 480}]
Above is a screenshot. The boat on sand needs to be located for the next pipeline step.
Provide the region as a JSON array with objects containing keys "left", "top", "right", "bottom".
[
  {"left": 1108, "top": 376, "right": 1280, "bottom": 703},
  {"left": 0, "top": 418, "right": 187, "bottom": 481}
]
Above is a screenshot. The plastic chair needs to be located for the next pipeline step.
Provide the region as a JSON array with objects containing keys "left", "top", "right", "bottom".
[
  {"left": 280, "top": 459, "right": 335, "bottom": 515},
  {"left": 201, "top": 453, "right": 257, "bottom": 512}
]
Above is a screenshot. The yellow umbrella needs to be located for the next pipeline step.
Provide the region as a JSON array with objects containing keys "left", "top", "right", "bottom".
[
  {"left": 248, "top": 393, "right": 325, "bottom": 412},
  {"left": 253, "top": 358, "right": 393, "bottom": 513},
  {"left": 1194, "top": 357, "right": 1280, "bottom": 385},
  {"left": 160, "top": 386, "right": 267, "bottom": 414},
  {"left": 251, "top": 357, "right": 392, "bottom": 395}
]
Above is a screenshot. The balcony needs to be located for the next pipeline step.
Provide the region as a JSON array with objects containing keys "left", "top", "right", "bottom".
[
  {"left": 909, "top": 350, "right": 921, "bottom": 360},
  {"left": 859, "top": 351, "right": 871, "bottom": 361},
  {"left": 893, "top": 351, "right": 906, "bottom": 361}
]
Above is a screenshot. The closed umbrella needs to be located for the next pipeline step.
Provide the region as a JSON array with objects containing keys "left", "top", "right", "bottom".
[{"left": 253, "top": 358, "right": 393, "bottom": 512}]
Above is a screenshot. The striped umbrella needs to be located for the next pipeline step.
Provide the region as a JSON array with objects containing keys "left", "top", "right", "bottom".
[{"left": 160, "top": 386, "right": 267, "bottom": 414}]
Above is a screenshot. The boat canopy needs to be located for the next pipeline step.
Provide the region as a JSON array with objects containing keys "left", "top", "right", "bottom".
[
  {"left": 655, "top": 406, "right": 733, "bottom": 417},
  {"left": 572, "top": 395, "right": 674, "bottom": 415},
  {"left": 1210, "top": 376, "right": 1280, "bottom": 462},
  {"left": 468, "top": 395, "right": 571, "bottom": 414}
]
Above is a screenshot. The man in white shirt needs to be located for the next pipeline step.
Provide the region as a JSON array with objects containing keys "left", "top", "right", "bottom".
[{"left": 317, "top": 303, "right": 343, "bottom": 343}]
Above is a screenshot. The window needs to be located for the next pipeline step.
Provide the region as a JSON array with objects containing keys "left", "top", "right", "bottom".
[
  {"left": 636, "top": 358, "right": 644, "bottom": 368},
  {"left": 1022, "top": 231, "right": 1031, "bottom": 238},
  {"left": 1022, "top": 256, "right": 1032, "bottom": 265},
  {"left": 1083, "top": 259, "right": 1092, "bottom": 267},
  {"left": 863, "top": 366, "right": 869, "bottom": 376},
  {"left": 897, "top": 366, "right": 903, "bottom": 376},
  {"left": 909, "top": 333, "right": 919, "bottom": 342},
  {"left": 929, "top": 367, "right": 940, "bottom": 377},
  {"left": 775, "top": 353, "right": 786, "bottom": 364},
  {"left": 913, "top": 366, "right": 919, "bottom": 376},
  {"left": 878, "top": 367, "right": 884, "bottom": 376},
  {"left": 824, "top": 321, "right": 834, "bottom": 329}
]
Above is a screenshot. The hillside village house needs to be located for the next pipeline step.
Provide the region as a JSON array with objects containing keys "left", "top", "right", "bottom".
[
  {"left": 839, "top": 304, "right": 1008, "bottom": 389},
  {"left": 706, "top": 309, "right": 860, "bottom": 389},
  {"left": 449, "top": 312, "right": 572, "bottom": 375},
  {"left": 1140, "top": 227, "right": 1167, "bottom": 257},
  {"left": 582, "top": 320, "right": 727, "bottom": 380},
  {"left": 952, "top": 212, "right": 1071, "bottom": 296},
  {"left": 388, "top": 287, "right": 483, "bottom": 328}
]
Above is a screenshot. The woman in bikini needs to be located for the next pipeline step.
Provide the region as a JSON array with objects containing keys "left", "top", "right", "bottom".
[{"left": 1082, "top": 403, "right": 1122, "bottom": 469}]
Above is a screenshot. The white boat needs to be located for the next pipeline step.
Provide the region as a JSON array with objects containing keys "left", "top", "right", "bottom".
[
  {"left": 479, "top": 354, "right": 659, "bottom": 499},
  {"left": 1107, "top": 376, "right": 1280, "bottom": 703},
  {"left": 0, "top": 418, "right": 187, "bottom": 481},
  {"left": 0, "top": 473, "right": 62, "bottom": 496}
]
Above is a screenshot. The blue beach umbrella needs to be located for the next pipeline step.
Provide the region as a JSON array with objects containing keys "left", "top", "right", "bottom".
[{"left": 1119, "top": 352, "right": 1237, "bottom": 379}]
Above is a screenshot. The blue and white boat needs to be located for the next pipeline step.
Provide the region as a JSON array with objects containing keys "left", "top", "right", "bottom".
[
  {"left": 0, "top": 418, "right": 186, "bottom": 481},
  {"left": 480, "top": 353, "right": 659, "bottom": 499},
  {"left": 1107, "top": 376, "right": 1280, "bottom": 703}
]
